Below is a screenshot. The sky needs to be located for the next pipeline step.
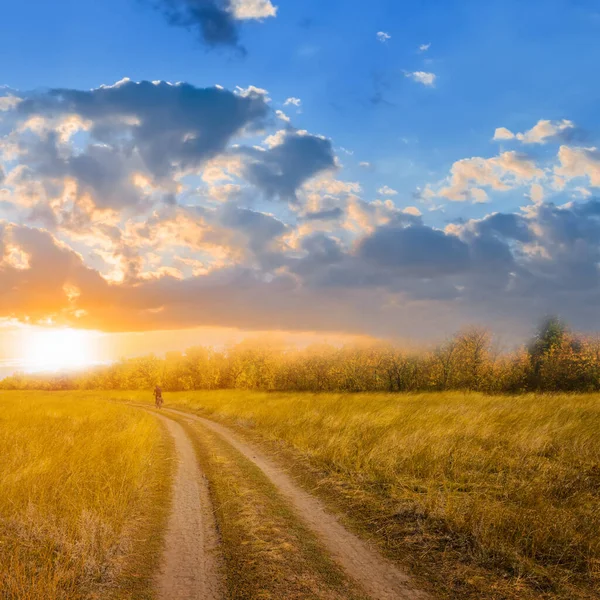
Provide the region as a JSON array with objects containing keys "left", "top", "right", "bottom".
[{"left": 1, "top": 0, "right": 600, "bottom": 369}]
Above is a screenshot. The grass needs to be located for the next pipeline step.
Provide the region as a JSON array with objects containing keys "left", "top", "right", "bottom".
[
  {"left": 0, "top": 392, "right": 173, "bottom": 600},
  {"left": 116, "top": 390, "right": 600, "bottom": 600},
  {"left": 166, "top": 410, "right": 367, "bottom": 599}
]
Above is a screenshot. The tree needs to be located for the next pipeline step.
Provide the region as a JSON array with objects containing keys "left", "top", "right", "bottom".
[
  {"left": 527, "top": 316, "right": 583, "bottom": 390},
  {"left": 454, "top": 327, "right": 493, "bottom": 391}
]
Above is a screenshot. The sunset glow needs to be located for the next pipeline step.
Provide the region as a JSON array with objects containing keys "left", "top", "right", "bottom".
[{"left": 23, "top": 328, "right": 96, "bottom": 372}]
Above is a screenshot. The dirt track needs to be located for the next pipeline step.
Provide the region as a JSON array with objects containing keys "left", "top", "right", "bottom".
[
  {"left": 162, "top": 406, "right": 430, "bottom": 600},
  {"left": 153, "top": 414, "right": 224, "bottom": 600}
]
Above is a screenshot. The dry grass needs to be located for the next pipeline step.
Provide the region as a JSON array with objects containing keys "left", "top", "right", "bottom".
[
  {"left": 118, "top": 390, "right": 600, "bottom": 599},
  {"left": 0, "top": 392, "right": 172, "bottom": 600}
]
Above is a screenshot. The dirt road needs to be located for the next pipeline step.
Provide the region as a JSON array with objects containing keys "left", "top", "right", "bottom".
[
  {"left": 160, "top": 406, "right": 429, "bottom": 600},
  {"left": 153, "top": 414, "right": 224, "bottom": 600}
]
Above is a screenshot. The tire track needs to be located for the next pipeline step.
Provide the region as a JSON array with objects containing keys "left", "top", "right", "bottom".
[
  {"left": 163, "top": 406, "right": 430, "bottom": 600},
  {"left": 152, "top": 413, "right": 224, "bottom": 600}
]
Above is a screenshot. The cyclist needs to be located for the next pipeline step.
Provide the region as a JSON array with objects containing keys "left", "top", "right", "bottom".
[{"left": 154, "top": 385, "right": 163, "bottom": 409}]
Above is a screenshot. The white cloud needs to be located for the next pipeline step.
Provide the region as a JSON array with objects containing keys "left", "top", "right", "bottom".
[
  {"left": 493, "top": 119, "right": 575, "bottom": 144},
  {"left": 405, "top": 71, "right": 436, "bottom": 86},
  {"left": 493, "top": 127, "right": 515, "bottom": 141},
  {"left": 574, "top": 186, "right": 592, "bottom": 198},
  {"left": 437, "top": 151, "right": 543, "bottom": 202},
  {"left": 377, "top": 31, "right": 391, "bottom": 43},
  {"left": 359, "top": 161, "right": 373, "bottom": 169},
  {"left": 378, "top": 185, "right": 398, "bottom": 196},
  {"left": 284, "top": 97, "right": 302, "bottom": 107},
  {"left": 275, "top": 109, "right": 290, "bottom": 123},
  {"left": 555, "top": 145, "right": 600, "bottom": 187},
  {"left": 403, "top": 206, "right": 422, "bottom": 216},
  {"left": 263, "top": 129, "right": 287, "bottom": 148},
  {"left": 0, "top": 96, "right": 22, "bottom": 111},
  {"left": 419, "top": 43, "right": 431, "bottom": 52},
  {"left": 528, "top": 183, "right": 545, "bottom": 204},
  {"left": 229, "top": 0, "right": 278, "bottom": 20},
  {"left": 518, "top": 119, "right": 574, "bottom": 144},
  {"left": 307, "top": 177, "right": 362, "bottom": 196},
  {"left": 235, "top": 85, "right": 271, "bottom": 101}
]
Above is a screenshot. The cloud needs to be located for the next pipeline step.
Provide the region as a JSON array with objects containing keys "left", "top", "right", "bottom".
[
  {"left": 218, "top": 204, "right": 287, "bottom": 264},
  {"left": 242, "top": 130, "right": 337, "bottom": 200},
  {"left": 5, "top": 84, "right": 600, "bottom": 341},
  {"left": 403, "top": 206, "right": 422, "bottom": 216},
  {"left": 418, "top": 43, "right": 431, "bottom": 52},
  {"left": 358, "top": 223, "right": 470, "bottom": 277},
  {"left": 378, "top": 185, "right": 398, "bottom": 196},
  {"left": 436, "top": 151, "right": 543, "bottom": 202},
  {"left": 492, "top": 127, "right": 515, "bottom": 141},
  {"left": 303, "top": 207, "right": 344, "bottom": 221},
  {"left": 154, "top": 0, "right": 276, "bottom": 50},
  {"left": 7, "top": 80, "right": 270, "bottom": 219},
  {"left": 275, "top": 109, "right": 290, "bottom": 123},
  {"left": 229, "top": 0, "right": 277, "bottom": 20},
  {"left": 555, "top": 145, "right": 600, "bottom": 187},
  {"left": 376, "top": 31, "right": 391, "bottom": 43},
  {"left": 405, "top": 71, "right": 436, "bottom": 86},
  {"left": 156, "top": 0, "right": 241, "bottom": 48},
  {"left": 5, "top": 193, "right": 600, "bottom": 339},
  {"left": 493, "top": 119, "right": 576, "bottom": 144},
  {"left": 0, "top": 95, "right": 21, "bottom": 112},
  {"left": 284, "top": 97, "right": 301, "bottom": 107}
]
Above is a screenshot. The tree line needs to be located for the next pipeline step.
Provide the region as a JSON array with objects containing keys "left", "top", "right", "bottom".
[{"left": 4, "top": 317, "right": 600, "bottom": 393}]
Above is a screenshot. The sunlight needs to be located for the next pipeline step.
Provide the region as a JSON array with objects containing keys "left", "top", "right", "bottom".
[{"left": 24, "top": 328, "right": 96, "bottom": 372}]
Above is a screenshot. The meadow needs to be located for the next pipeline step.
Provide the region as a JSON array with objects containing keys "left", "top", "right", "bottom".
[
  {"left": 0, "top": 392, "right": 172, "bottom": 600},
  {"left": 120, "top": 389, "right": 600, "bottom": 599},
  {"left": 2, "top": 388, "right": 599, "bottom": 599}
]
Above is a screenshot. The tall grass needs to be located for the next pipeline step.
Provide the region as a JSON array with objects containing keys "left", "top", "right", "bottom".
[
  {"left": 0, "top": 392, "right": 170, "bottom": 600},
  {"left": 125, "top": 390, "right": 600, "bottom": 599}
]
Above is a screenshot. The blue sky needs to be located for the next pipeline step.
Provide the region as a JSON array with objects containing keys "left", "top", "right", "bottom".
[
  {"left": 1, "top": 0, "right": 600, "bottom": 353},
  {"left": 3, "top": 0, "right": 598, "bottom": 223}
]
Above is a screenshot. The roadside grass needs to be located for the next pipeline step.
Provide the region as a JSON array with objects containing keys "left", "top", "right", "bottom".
[
  {"left": 115, "top": 390, "right": 600, "bottom": 600},
  {"left": 0, "top": 392, "right": 173, "bottom": 600},
  {"left": 163, "top": 410, "right": 368, "bottom": 600}
]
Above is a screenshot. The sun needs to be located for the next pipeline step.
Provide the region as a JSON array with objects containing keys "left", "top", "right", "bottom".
[{"left": 24, "top": 328, "right": 96, "bottom": 372}]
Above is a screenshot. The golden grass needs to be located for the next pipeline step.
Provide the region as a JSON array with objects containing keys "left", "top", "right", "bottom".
[
  {"left": 0, "top": 392, "right": 172, "bottom": 600},
  {"left": 118, "top": 390, "right": 600, "bottom": 599}
]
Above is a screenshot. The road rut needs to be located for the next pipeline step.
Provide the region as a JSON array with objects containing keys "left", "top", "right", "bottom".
[{"left": 154, "top": 414, "right": 224, "bottom": 600}]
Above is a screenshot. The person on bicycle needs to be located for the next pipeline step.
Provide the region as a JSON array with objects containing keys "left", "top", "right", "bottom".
[{"left": 154, "top": 385, "right": 163, "bottom": 408}]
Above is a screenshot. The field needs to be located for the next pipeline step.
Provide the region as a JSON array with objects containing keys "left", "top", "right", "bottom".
[
  {"left": 1, "top": 390, "right": 599, "bottom": 600},
  {"left": 117, "top": 390, "right": 600, "bottom": 600},
  {"left": 0, "top": 392, "right": 172, "bottom": 600}
]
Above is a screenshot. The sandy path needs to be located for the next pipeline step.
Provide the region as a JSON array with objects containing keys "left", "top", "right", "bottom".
[
  {"left": 164, "top": 407, "right": 430, "bottom": 600},
  {"left": 153, "top": 414, "right": 224, "bottom": 600}
]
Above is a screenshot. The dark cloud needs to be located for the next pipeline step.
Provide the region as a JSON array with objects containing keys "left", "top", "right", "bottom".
[
  {"left": 243, "top": 132, "right": 336, "bottom": 201},
  {"left": 155, "top": 0, "right": 242, "bottom": 50},
  {"left": 303, "top": 207, "right": 344, "bottom": 221},
  {"left": 18, "top": 80, "right": 269, "bottom": 180},
  {"left": 358, "top": 224, "right": 471, "bottom": 276},
  {"left": 219, "top": 205, "right": 287, "bottom": 260},
  {"left": 468, "top": 212, "right": 533, "bottom": 243},
  {"left": 5, "top": 197, "right": 600, "bottom": 340}
]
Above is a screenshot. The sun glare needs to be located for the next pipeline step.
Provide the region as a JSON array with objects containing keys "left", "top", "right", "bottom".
[{"left": 24, "top": 328, "right": 96, "bottom": 372}]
